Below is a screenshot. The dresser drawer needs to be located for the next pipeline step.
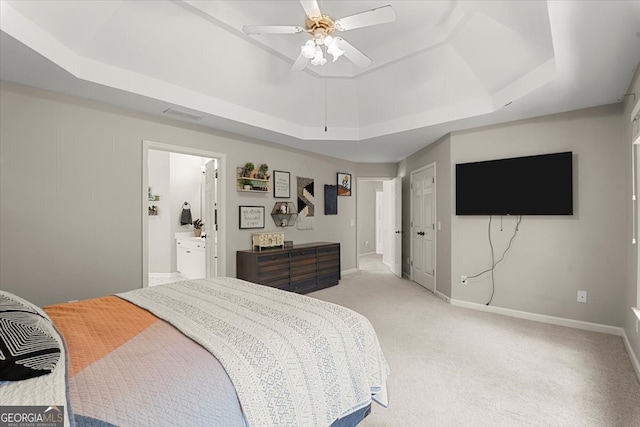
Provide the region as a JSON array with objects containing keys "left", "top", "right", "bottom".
[
  {"left": 236, "top": 243, "right": 340, "bottom": 294},
  {"left": 293, "top": 277, "right": 319, "bottom": 294},
  {"left": 317, "top": 246, "right": 339, "bottom": 261},
  {"left": 291, "top": 262, "right": 317, "bottom": 280},
  {"left": 291, "top": 248, "right": 317, "bottom": 260},
  {"left": 318, "top": 271, "right": 340, "bottom": 286},
  {"left": 262, "top": 276, "right": 292, "bottom": 291}
]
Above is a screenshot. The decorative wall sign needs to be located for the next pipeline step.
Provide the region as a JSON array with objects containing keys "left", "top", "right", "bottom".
[
  {"left": 297, "top": 176, "right": 315, "bottom": 230},
  {"left": 239, "top": 206, "right": 265, "bottom": 229},
  {"left": 325, "top": 185, "right": 337, "bottom": 215},
  {"left": 297, "top": 176, "right": 314, "bottom": 217},
  {"left": 337, "top": 173, "right": 352, "bottom": 196},
  {"left": 273, "top": 170, "right": 290, "bottom": 198}
]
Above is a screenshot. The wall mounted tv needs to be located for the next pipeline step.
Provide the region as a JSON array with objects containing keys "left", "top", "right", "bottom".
[{"left": 455, "top": 151, "right": 573, "bottom": 216}]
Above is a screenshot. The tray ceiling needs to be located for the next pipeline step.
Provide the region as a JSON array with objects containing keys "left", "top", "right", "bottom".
[{"left": 1, "top": 0, "right": 639, "bottom": 162}]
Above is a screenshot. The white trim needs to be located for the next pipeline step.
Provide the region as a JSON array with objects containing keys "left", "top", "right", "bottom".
[
  {"left": 148, "top": 272, "right": 181, "bottom": 279},
  {"left": 359, "top": 251, "right": 378, "bottom": 256},
  {"left": 342, "top": 268, "right": 358, "bottom": 276},
  {"left": 622, "top": 328, "right": 640, "bottom": 383},
  {"left": 450, "top": 298, "right": 623, "bottom": 336},
  {"left": 435, "top": 290, "right": 450, "bottom": 303},
  {"left": 632, "top": 307, "right": 640, "bottom": 322},
  {"left": 142, "top": 140, "right": 227, "bottom": 289}
]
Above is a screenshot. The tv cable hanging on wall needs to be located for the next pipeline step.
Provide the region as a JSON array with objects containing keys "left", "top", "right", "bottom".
[{"left": 465, "top": 215, "right": 522, "bottom": 306}]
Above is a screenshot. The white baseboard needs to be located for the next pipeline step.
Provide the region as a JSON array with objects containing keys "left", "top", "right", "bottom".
[
  {"left": 359, "top": 251, "right": 377, "bottom": 256},
  {"left": 149, "top": 272, "right": 181, "bottom": 279},
  {"left": 435, "top": 290, "right": 451, "bottom": 303},
  {"left": 342, "top": 268, "right": 358, "bottom": 276},
  {"left": 622, "top": 329, "right": 640, "bottom": 383},
  {"left": 450, "top": 298, "right": 624, "bottom": 336}
]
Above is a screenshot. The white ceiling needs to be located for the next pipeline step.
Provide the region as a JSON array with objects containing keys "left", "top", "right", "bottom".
[{"left": 1, "top": 0, "right": 639, "bottom": 163}]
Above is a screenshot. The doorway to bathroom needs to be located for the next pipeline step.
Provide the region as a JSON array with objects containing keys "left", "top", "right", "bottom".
[{"left": 142, "top": 140, "right": 226, "bottom": 287}]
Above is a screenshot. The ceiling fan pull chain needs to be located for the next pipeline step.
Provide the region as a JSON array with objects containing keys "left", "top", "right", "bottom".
[{"left": 324, "top": 78, "right": 328, "bottom": 132}]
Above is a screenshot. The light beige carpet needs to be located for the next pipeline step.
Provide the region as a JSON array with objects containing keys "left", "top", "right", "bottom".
[{"left": 311, "top": 261, "right": 640, "bottom": 427}]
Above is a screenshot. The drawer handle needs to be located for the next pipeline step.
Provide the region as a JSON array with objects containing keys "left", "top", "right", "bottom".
[{"left": 186, "top": 250, "right": 191, "bottom": 254}]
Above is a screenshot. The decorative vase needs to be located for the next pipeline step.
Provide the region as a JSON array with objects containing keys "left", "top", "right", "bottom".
[{"left": 194, "top": 228, "right": 202, "bottom": 237}]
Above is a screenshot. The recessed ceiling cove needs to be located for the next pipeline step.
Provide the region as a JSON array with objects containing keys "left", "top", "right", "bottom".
[{"left": 1, "top": 0, "right": 639, "bottom": 162}]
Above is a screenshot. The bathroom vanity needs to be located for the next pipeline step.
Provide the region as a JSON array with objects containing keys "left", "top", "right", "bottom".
[{"left": 176, "top": 234, "right": 206, "bottom": 279}]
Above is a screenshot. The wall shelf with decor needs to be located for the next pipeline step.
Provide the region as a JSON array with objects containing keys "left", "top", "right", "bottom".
[
  {"left": 236, "top": 166, "right": 271, "bottom": 193},
  {"left": 147, "top": 187, "right": 160, "bottom": 215},
  {"left": 271, "top": 202, "right": 297, "bottom": 227}
]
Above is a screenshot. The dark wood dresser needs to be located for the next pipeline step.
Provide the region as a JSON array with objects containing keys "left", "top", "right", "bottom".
[{"left": 236, "top": 242, "right": 340, "bottom": 294}]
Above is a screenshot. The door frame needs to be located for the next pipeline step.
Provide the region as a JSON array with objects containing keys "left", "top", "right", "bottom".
[
  {"left": 356, "top": 176, "right": 396, "bottom": 271},
  {"left": 142, "top": 140, "right": 227, "bottom": 287},
  {"left": 410, "top": 162, "right": 437, "bottom": 292}
]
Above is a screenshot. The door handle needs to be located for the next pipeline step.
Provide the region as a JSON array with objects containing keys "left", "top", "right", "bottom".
[{"left": 417, "top": 231, "right": 425, "bottom": 236}]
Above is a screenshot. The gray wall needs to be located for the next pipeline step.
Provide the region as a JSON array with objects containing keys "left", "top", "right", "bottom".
[
  {"left": 450, "top": 105, "right": 626, "bottom": 327},
  {"left": 400, "top": 135, "right": 452, "bottom": 298},
  {"left": 0, "top": 82, "right": 395, "bottom": 306},
  {"left": 400, "top": 104, "right": 631, "bottom": 330}
]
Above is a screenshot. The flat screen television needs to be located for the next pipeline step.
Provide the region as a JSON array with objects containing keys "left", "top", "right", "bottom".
[{"left": 455, "top": 151, "right": 573, "bottom": 216}]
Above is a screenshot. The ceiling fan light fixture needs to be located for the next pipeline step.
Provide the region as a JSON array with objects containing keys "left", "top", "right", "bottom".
[
  {"left": 326, "top": 37, "right": 344, "bottom": 62},
  {"left": 244, "top": 1, "right": 396, "bottom": 70},
  {"left": 310, "top": 47, "right": 327, "bottom": 66},
  {"left": 301, "top": 40, "right": 316, "bottom": 59}
]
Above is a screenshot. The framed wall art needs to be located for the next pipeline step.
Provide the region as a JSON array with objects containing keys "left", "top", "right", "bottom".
[
  {"left": 337, "top": 172, "right": 352, "bottom": 196},
  {"left": 325, "top": 185, "right": 338, "bottom": 215},
  {"left": 239, "top": 205, "right": 265, "bottom": 229},
  {"left": 273, "top": 170, "right": 290, "bottom": 198}
]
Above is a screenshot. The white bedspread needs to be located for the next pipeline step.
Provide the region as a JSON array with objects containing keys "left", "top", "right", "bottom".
[{"left": 119, "top": 277, "right": 389, "bottom": 427}]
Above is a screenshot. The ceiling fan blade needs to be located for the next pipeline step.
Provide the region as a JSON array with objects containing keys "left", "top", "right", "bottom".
[
  {"left": 334, "top": 5, "right": 396, "bottom": 32},
  {"left": 292, "top": 51, "right": 309, "bottom": 71},
  {"left": 335, "top": 38, "right": 372, "bottom": 68},
  {"left": 299, "top": 0, "right": 321, "bottom": 19},
  {"left": 242, "top": 25, "right": 305, "bottom": 35}
]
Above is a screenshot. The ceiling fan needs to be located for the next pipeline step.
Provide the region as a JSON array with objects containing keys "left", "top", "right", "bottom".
[{"left": 242, "top": 0, "right": 396, "bottom": 70}]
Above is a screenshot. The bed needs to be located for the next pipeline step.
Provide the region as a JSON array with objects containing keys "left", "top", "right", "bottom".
[{"left": 0, "top": 277, "right": 389, "bottom": 427}]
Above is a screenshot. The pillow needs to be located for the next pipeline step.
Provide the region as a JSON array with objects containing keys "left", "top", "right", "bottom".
[{"left": 0, "top": 291, "right": 61, "bottom": 381}]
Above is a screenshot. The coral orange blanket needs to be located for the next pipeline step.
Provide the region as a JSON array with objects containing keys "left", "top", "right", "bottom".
[{"left": 46, "top": 296, "right": 158, "bottom": 377}]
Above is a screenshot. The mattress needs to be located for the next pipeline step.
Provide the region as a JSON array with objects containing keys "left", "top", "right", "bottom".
[{"left": 1, "top": 277, "right": 389, "bottom": 427}]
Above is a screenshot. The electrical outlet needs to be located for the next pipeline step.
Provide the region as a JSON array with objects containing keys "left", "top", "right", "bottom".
[
  {"left": 461, "top": 275, "right": 468, "bottom": 286},
  {"left": 577, "top": 291, "right": 587, "bottom": 303}
]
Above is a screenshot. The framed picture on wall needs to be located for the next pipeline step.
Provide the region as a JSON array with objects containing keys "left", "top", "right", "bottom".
[
  {"left": 239, "top": 206, "right": 265, "bottom": 229},
  {"left": 273, "top": 170, "right": 290, "bottom": 198},
  {"left": 337, "top": 172, "right": 352, "bottom": 196}
]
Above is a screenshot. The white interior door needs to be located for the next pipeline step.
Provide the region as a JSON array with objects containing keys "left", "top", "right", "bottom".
[
  {"left": 383, "top": 178, "right": 402, "bottom": 278},
  {"left": 411, "top": 166, "right": 435, "bottom": 292},
  {"left": 205, "top": 160, "right": 218, "bottom": 277}
]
